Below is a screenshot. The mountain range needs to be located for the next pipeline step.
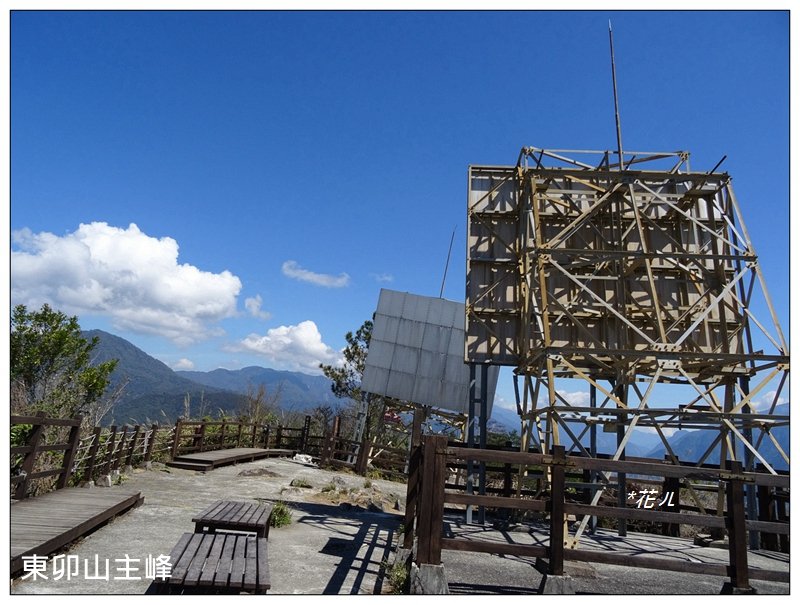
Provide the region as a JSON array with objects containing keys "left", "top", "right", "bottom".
[{"left": 85, "top": 329, "right": 339, "bottom": 425}]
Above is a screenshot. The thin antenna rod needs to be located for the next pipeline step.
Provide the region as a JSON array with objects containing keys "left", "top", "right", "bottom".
[
  {"left": 609, "top": 20, "right": 624, "bottom": 171},
  {"left": 439, "top": 227, "right": 456, "bottom": 298}
]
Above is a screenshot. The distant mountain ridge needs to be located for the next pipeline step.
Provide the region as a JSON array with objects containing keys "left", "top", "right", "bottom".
[
  {"left": 487, "top": 402, "right": 789, "bottom": 468},
  {"left": 644, "top": 403, "right": 790, "bottom": 472},
  {"left": 176, "top": 366, "right": 339, "bottom": 407},
  {"left": 84, "top": 330, "right": 338, "bottom": 425}
]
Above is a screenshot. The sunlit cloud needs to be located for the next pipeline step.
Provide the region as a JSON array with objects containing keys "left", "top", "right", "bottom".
[
  {"left": 281, "top": 260, "right": 350, "bottom": 288},
  {"left": 11, "top": 222, "right": 242, "bottom": 345},
  {"left": 752, "top": 390, "right": 787, "bottom": 412},
  {"left": 228, "top": 320, "right": 343, "bottom": 374},
  {"left": 370, "top": 272, "right": 394, "bottom": 283},
  {"left": 244, "top": 294, "right": 272, "bottom": 320},
  {"left": 172, "top": 358, "right": 196, "bottom": 371}
]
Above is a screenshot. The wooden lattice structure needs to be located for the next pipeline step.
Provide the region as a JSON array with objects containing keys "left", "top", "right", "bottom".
[{"left": 466, "top": 147, "right": 789, "bottom": 501}]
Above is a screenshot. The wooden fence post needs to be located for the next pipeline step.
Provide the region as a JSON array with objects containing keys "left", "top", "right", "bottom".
[
  {"left": 171, "top": 419, "right": 182, "bottom": 460},
  {"left": 355, "top": 419, "right": 372, "bottom": 475},
  {"left": 84, "top": 426, "right": 103, "bottom": 482},
  {"left": 662, "top": 455, "right": 681, "bottom": 537},
  {"left": 236, "top": 421, "right": 244, "bottom": 448},
  {"left": 549, "top": 445, "right": 567, "bottom": 576},
  {"left": 415, "top": 434, "right": 447, "bottom": 566},
  {"left": 300, "top": 415, "right": 312, "bottom": 454},
  {"left": 57, "top": 416, "right": 83, "bottom": 489},
  {"left": 103, "top": 426, "right": 118, "bottom": 475},
  {"left": 194, "top": 423, "right": 206, "bottom": 452},
  {"left": 725, "top": 460, "right": 751, "bottom": 591},
  {"left": 126, "top": 425, "right": 141, "bottom": 467},
  {"left": 276, "top": 426, "right": 284, "bottom": 449},
  {"left": 14, "top": 411, "right": 47, "bottom": 500},
  {"left": 403, "top": 407, "right": 424, "bottom": 549},
  {"left": 775, "top": 491, "right": 789, "bottom": 553},
  {"left": 250, "top": 422, "right": 258, "bottom": 448},
  {"left": 114, "top": 426, "right": 129, "bottom": 471},
  {"left": 144, "top": 424, "right": 158, "bottom": 463},
  {"left": 220, "top": 420, "right": 227, "bottom": 449}
]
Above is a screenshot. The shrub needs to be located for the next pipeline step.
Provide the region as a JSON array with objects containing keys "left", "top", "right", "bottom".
[
  {"left": 270, "top": 501, "right": 292, "bottom": 528},
  {"left": 380, "top": 558, "right": 409, "bottom": 594}
]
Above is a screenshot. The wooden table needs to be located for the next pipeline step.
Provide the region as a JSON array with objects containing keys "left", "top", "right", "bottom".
[
  {"left": 192, "top": 500, "right": 272, "bottom": 539},
  {"left": 151, "top": 532, "right": 270, "bottom": 594}
]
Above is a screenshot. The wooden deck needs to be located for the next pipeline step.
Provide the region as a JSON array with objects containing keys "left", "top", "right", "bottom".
[
  {"left": 10, "top": 487, "right": 144, "bottom": 575},
  {"left": 166, "top": 447, "right": 294, "bottom": 472}
]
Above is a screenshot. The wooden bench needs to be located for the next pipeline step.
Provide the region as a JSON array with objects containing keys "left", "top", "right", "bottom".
[
  {"left": 192, "top": 500, "right": 272, "bottom": 539},
  {"left": 150, "top": 532, "right": 270, "bottom": 594}
]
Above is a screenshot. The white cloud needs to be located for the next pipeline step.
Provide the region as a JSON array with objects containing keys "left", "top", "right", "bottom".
[
  {"left": 229, "top": 320, "right": 343, "bottom": 373},
  {"left": 172, "top": 358, "right": 195, "bottom": 371},
  {"left": 244, "top": 295, "right": 272, "bottom": 320},
  {"left": 752, "top": 390, "right": 787, "bottom": 412},
  {"left": 281, "top": 260, "right": 350, "bottom": 288},
  {"left": 494, "top": 395, "right": 517, "bottom": 412},
  {"left": 554, "top": 390, "right": 590, "bottom": 406},
  {"left": 638, "top": 426, "right": 678, "bottom": 438},
  {"left": 370, "top": 272, "right": 394, "bottom": 283},
  {"left": 11, "top": 222, "right": 242, "bottom": 345}
]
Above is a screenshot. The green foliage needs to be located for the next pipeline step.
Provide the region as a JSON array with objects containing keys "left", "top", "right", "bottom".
[
  {"left": 380, "top": 558, "right": 409, "bottom": 594},
  {"left": 270, "top": 501, "right": 292, "bottom": 528},
  {"left": 366, "top": 468, "right": 381, "bottom": 480},
  {"left": 364, "top": 479, "right": 373, "bottom": 489},
  {"left": 486, "top": 429, "right": 520, "bottom": 448},
  {"left": 290, "top": 478, "right": 312, "bottom": 488},
  {"left": 11, "top": 304, "right": 118, "bottom": 420},
  {"left": 321, "top": 482, "right": 337, "bottom": 493},
  {"left": 319, "top": 319, "right": 401, "bottom": 443},
  {"left": 11, "top": 423, "right": 33, "bottom": 448},
  {"left": 320, "top": 320, "right": 373, "bottom": 401}
]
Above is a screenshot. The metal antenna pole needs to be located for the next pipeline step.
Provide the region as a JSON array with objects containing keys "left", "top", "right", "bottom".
[
  {"left": 439, "top": 226, "right": 456, "bottom": 298},
  {"left": 609, "top": 21, "right": 624, "bottom": 171}
]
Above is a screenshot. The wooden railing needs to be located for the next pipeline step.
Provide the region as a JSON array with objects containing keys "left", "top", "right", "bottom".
[
  {"left": 11, "top": 412, "right": 82, "bottom": 500},
  {"left": 406, "top": 435, "right": 790, "bottom": 592},
  {"left": 11, "top": 411, "right": 415, "bottom": 501},
  {"left": 76, "top": 423, "right": 175, "bottom": 483},
  {"left": 170, "top": 419, "right": 274, "bottom": 457}
]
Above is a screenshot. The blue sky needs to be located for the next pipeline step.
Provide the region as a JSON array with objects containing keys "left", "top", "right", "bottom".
[{"left": 8, "top": 10, "right": 791, "bottom": 417}]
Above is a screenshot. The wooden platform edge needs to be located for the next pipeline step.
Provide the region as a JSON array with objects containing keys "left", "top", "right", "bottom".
[
  {"left": 169, "top": 448, "right": 296, "bottom": 471},
  {"left": 10, "top": 491, "right": 144, "bottom": 575}
]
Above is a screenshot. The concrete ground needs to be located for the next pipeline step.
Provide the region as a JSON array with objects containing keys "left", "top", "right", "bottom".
[{"left": 9, "top": 457, "right": 791, "bottom": 595}]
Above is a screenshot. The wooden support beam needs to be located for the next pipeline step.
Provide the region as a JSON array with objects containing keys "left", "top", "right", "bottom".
[
  {"left": 549, "top": 445, "right": 566, "bottom": 575},
  {"left": 726, "top": 460, "right": 750, "bottom": 590}
]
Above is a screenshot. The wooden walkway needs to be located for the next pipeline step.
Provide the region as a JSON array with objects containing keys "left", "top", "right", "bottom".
[
  {"left": 11, "top": 487, "right": 143, "bottom": 575},
  {"left": 166, "top": 448, "right": 294, "bottom": 472}
]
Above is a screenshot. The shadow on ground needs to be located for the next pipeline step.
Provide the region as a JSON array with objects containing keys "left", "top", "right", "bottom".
[{"left": 279, "top": 500, "right": 403, "bottom": 594}]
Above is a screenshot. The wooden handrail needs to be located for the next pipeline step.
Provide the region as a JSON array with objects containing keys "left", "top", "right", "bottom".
[{"left": 412, "top": 436, "right": 789, "bottom": 591}]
